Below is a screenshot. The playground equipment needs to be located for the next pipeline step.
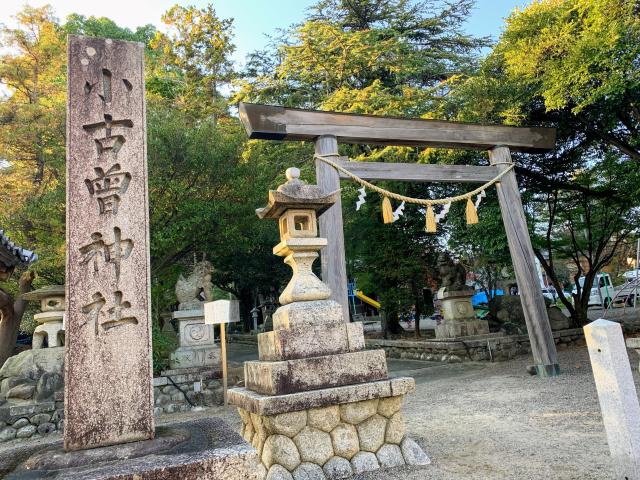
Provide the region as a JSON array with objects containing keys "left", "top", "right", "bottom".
[{"left": 356, "top": 290, "right": 381, "bottom": 310}]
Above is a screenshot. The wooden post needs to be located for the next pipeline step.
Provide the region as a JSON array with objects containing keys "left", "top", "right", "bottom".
[
  {"left": 220, "top": 323, "right": 227, "bottom": 406},
  {"left": 489, "top": 146, "right": 559, "bottom": 376},
  {"left": 315, "top": 135, "right": 350, "bottom": 322}
]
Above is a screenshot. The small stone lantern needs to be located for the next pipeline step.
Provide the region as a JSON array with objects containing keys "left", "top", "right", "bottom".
[
  {"left": 256, "top": 167, "right": 340, "bottom": 305},
  {"left": 22, "top": 285, "right": 65, "bottom": 349}
]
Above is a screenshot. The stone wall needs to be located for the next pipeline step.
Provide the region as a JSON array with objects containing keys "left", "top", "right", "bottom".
[
  {"left": 152, "top": 368, "right": 224, "bottom": 415},
  {"left": 0, "top": 364, "right": 226, "bottom": 443},
  {"left": 0, "top": 399, "right": 63, "bottom": 443},
  {"left": 367, "top": 328, "right": 586, "bottom": 363},
  {"left": 238, "top": 395, "right": 429, "bottom": 479}
]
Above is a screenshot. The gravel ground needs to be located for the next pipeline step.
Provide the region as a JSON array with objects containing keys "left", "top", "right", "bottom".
[
  {"left": 168, "top": 344, "right": 625, "bottom": 479},
  {"left": 1, "top": 344, "right": 631, "bottom": 479}
]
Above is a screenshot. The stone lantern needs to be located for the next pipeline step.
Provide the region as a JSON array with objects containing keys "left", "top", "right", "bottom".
[
  {"left": 256, "top": 167, "right": 334, "bottom": 306},
  {"left": 22, "top": 285, "right": 65, "bottom": 349},
  {"left": 229, "top": 168, "right": 429, "bottom": 478}
]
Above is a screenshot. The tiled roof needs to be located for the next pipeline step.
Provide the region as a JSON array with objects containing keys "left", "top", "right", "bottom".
[{"left": 0, "top": 229, "right": 37, "bottom": 268}]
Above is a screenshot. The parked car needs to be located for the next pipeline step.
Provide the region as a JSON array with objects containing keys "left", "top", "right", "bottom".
[
  {"left": 572, "top": 273, "right": 614, "bottom": 308},
  {"left": 541, "top": 286, "right": 558, "bottom": 302}
]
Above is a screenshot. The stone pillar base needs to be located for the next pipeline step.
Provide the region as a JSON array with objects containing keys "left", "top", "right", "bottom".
[
  {"left": 229, "top": 378, "right": 430, "bottom": 478},
  {"left": 435, "top": 318, "right": 490, "bottom": 339}
]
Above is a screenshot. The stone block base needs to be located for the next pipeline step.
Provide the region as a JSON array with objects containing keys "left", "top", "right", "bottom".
[
  {"left": 236, "top": 389, "right": 429, "bottom": 478},
  {"left": 2, "top": 417, "right": 265, "bottom": 480},
  {"left": 244, "top": 350, "right": 388, "bottom": 395},
  {"left": 435, "top": 318, "right": 489, "bottom": 339},
  {"left": 170, "top": 345, "right": 220, "bottom": 370}
]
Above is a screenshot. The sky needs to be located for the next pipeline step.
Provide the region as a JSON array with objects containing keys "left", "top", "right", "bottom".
[{"left": 2, "top": 0, "right": 530, "bottom": 66}]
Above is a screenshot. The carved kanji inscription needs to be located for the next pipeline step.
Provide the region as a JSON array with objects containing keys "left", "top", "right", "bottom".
[{"left": 65, "top": 35, "right": 153, "bottom": 451}]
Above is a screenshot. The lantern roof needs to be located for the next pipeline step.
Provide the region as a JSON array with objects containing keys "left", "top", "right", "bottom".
[
  {"left": 256, "top": 167, "right": 340, "bottom": 220},
  {"left": 22, "top": 285, "right": 65, "bottom": 301}
]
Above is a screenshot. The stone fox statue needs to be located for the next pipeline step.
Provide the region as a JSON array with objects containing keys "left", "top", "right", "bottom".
[
  {"left": 437, "top": 253, "right": 467, "bottom": 291},
  {"left": 175, "top": 259, "right": 214, "bottom": 310}
]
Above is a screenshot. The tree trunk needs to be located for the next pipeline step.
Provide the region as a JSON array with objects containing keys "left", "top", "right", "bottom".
[
  {"left": 0, "top": 271, "right": 35, "bottom": 367},
  {"left": 414, "top": 299, "right": 421, "bottom": 339}
]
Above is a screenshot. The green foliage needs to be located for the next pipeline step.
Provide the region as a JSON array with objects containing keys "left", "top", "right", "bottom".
[
  {"left": 151, "top": 319, "right": 177, "bottom": 374},
  {"left": 151, "top": 5, "right": 235, "bottom": 118}
]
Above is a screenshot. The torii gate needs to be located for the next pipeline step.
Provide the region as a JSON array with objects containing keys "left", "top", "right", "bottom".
[{"left": 239, "top": 102, "right": 560, "bottom": 377}]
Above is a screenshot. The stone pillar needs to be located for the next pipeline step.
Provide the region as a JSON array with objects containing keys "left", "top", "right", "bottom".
[
  {"left": 435, "top": 288, "right": 489, "bottom": 339},
  {"left": 65, "top": 35, "right": 153, "bottom": 450},
  {"left": 229, "top": 169, "right": 430, "bottom": 478},
  {"left": 585, "top": 319, "right": 640, "bottom": 479}
]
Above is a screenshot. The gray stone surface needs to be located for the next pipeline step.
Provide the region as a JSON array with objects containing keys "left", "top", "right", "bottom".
[
  {"left": 244, "top": 349, "right": 388, "bottom": 395},
  {"left": 322, "top": 456, "right": 352, "bottom": 479},
  {"left": 0, "top": 427, "right": 16, "bottom": 442},
  {"left": 12, "top": 418, "right": 29, "bottom": 429},
  {"left": 262, "top": 434, "right": 301, "bottom": 471},
  {"left": 7, "top": 384, "right": 35, "bottom": 400},
  {"left": 357, "top": 414, "right": 386, "bottom": 452},
  {"left": 376, "top": 444, "right": 404, "bottom": 468},
  {"left": 2, "top": 417, "right": 265, "bottom": 480},
  {"left": 264, "top": 410, "right": 307, "bottom": 437},
  {"left": 0, "top": 347, "right": 64, "bottom": 380},
  {"left": 400, "top": 437, "right": 431, "bottom": 466},
  {"left": 307, "top": 405, "right": 340, "bottom": 433},
  {"left": 37, "top": 422, "right": 56, "bottom": 435},
  {"left": 293, "top": 427, "right": 333, "bottom": 465},
  {"left": 267, "top": 464, "right": 294, "bottom": 480},
  {"left": 340, "top": 398, "right": 378, "bottom": 425},
  {"left": 228, "top": 378, "right": 415, "bottom": 416},
  {"left": 65, "top": 35, "right": 154, "bottom": 450},
  {"left": 30, "top": 413, "right": 51, "bottom": 425},
  {"left": 385, "top": 412, "right": 406, "bottom": 444},
  {"left": 272, "top": 300, "right": 343, "bottom": 330},
  {"left": 15, "top": 425, "right": 36, "bottom": 439},
  {"left": 378, "top": 396, "right": 402, "bottom": 418},
  {"left": 258, "top": 323, "right": 364, "bottom": 361},
  {"left": 330, "top": 423, "right": 359, "bottom": 460},
  {"left": 292, "top": 462, "right": 326, "bottom": 480},
  {"left": 585, "top": 319, "right": 640, "bottom": 479},
  {"left": 350, "top": 451, "right": 379, "bottom": 474}
]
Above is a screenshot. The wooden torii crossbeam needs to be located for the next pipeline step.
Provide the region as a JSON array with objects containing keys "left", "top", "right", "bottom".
[{"left": 239, "top": 102, "right": 559, "bottom": 377}]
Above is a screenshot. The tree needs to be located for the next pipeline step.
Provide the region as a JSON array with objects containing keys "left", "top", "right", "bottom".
[
  {"left": 151, "top": 5, "right": 235, "bottom": 120},
  {"left": 0, "top": 270, "right": 34, "bottom": 366},
  {"left": 236, "top": 0, "right": 489, "bottom": 335},
  {"left": 444, "top": 0, "right": 640, "bottom": 324}
]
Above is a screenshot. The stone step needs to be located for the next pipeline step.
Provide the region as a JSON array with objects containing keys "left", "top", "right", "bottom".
[
  {"left": 258, "top": 322, "right": 364, "bottom": 361},
  {"left": 244, "top": 350, "right": 388, "bottom": 396},
  {"left": 273, "top": 300, "right": 344, "bottom": 330}
]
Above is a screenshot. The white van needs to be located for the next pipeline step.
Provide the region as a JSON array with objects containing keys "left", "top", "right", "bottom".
[{"left": 572, "top": 273, "right": 614, "bottom": 308}]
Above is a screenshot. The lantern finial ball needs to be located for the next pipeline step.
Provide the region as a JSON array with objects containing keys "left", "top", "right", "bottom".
[{"left": 286, "top": 167, "right": 300, "bottom": 181}]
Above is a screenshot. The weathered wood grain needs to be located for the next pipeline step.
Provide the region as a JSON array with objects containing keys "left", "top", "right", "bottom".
[
  {"left": 315, "top": 136, "right": 350, "bottom": 322},
  {"left": 239, "top": 102, "right": 556, "bottom": 153},
  {"left": 489, "top": 146, "right": 559, "bottom": 375},
  {"left": 335, "top": 159, "right": 499, "bottom": 183},
  {"left": 65, "top": 35, "right": 154, "bottom": 450}
]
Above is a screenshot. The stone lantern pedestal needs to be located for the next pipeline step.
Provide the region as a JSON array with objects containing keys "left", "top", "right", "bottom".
[
  {"left": 170, "top": 308, "right": 220, "bottom": 370},
  {"left": 435, "top": 288, "right": 489, "bottom": 339},
  {"left": 228, "top": 168, "right": 429, "bottom": 479}
]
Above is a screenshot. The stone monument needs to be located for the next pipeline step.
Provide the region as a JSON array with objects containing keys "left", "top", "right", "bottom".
[
  {"left": 228, "top": 168, "right": 430, "bottom": 478},
  {"left": 170, "top": 259, "right": 220, "bottom": 369},
  {"left": 2, "top": 35, "right": 264, "bottom": 479},
  {"left": 435, "top": 253, "right": 489, "bottom": 339},
  {"left": 22, "top": 285, "right": 65, "bottom": 349}
]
